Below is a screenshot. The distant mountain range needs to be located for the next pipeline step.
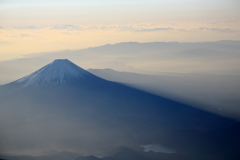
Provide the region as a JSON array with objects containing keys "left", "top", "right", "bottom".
[
  {"left": 1, "top": 40, "right": 240, "bottom": 85},
  {"left": 0, "top": 59, "right": 239, "bottom": 159}
]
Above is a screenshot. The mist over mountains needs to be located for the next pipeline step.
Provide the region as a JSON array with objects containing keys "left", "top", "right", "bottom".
[
  {"left": 0, "top": 40, "right": 240, "bottom": 84},
  {"left": 0, "top": 59, "right": 239, "bottom": 160},
  {"left": 0, "top": 40, "right": 240, "bottom": 160},
  {"left": 1, "top": 41, "right": 239, "bottom": 119},
  {"left": 88, "top": 68, "right": 240, "bottom": 119}
]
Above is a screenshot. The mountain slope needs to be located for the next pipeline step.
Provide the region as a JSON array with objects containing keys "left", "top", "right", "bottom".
[
  {"left": 0, "top": 59, "right": 237, "bottom": 156},
  {"left": 87, "top": 68, "right": 240, "bottom": 120}
]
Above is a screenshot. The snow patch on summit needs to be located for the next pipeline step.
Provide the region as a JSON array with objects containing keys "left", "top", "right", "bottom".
[{"left": 15, "top": 59, "right": 91, "bottom": 86}]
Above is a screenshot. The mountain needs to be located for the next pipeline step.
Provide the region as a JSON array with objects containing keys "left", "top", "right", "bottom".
[
  {"left": 0, "top": 59, "right": 237, "bottom": 157},
  {"left": 1, "top": 40, "right": 240, "bottom": 85},
  {"left": 87, "top": 68, "right": 240, "bottom": 119},
  {"left": 12, "top": 59, "right": 97, "bottom": 87},
  {"left": 7, "top": 59, "right": 103, "bottom": 88}
]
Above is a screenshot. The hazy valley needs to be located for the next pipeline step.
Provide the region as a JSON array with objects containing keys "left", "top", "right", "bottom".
[{"left": 0, "top": 59, "right": 239, "bottom": 160}]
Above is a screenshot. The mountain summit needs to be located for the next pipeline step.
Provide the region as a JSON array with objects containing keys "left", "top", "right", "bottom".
[
  {"left": 13, "top": 59, "right": 94, "bottom": 86},
  {"left": 0, "top": 59, "right": 237, "bottom": 157}
]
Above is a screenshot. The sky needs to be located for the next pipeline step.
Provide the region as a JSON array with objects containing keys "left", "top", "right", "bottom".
[{"left": 0, "top": 0, "right": 240, "bottom": 61}]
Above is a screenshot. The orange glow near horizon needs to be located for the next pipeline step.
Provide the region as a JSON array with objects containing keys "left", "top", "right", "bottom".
[
  {"left": 0, "top": 0, "right": 240, "bottom": 61},
  {"left": 1, "top": 20, "right": 240, "bottom": 61}
]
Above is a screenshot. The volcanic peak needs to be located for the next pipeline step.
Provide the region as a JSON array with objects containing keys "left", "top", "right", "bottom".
[{"left": 14, "top": 59, "right": 91, "bottom": 86}]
